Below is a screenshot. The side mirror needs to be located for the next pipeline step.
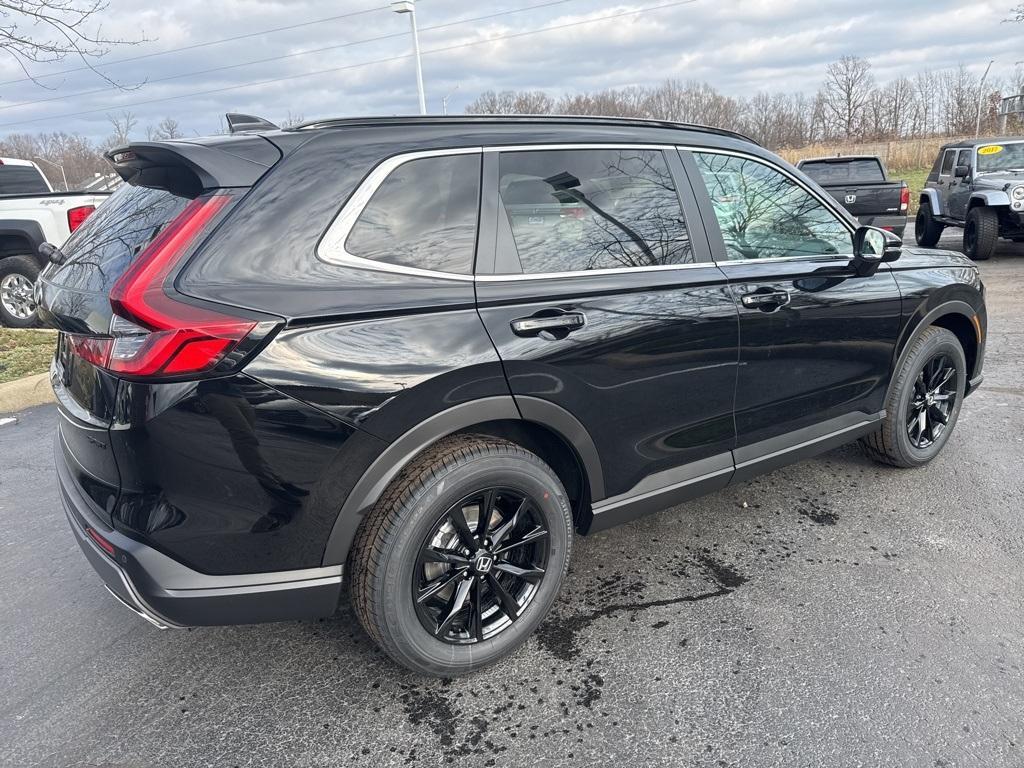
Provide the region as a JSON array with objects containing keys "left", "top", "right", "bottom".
[
  {"left": 852, "top": 226, "right": 901, "bottom": 276},
  {"left": 954, "top": 165, "right": 970, "bottom": 178}
]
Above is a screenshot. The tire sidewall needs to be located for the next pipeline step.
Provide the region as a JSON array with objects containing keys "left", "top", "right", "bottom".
[
  {"left": 964, "top": 208, "right": 995, "bottom": 261},
  {"left": 892, "top": 331, "right": 967, "bottom": 465},
  {"left": 0, "top": 256, "right": 40, "bottom": 328},
  {"left": 377, "top": 453, "right": 571, "bottom": 675}
]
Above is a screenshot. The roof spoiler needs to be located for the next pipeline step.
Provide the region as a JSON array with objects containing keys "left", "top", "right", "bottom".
[
  {"left": 225, "top": 113, "right": 279, "bottom": 134},
  {"left": 105, "top": 136, "right": 281, "bottom": 197}
]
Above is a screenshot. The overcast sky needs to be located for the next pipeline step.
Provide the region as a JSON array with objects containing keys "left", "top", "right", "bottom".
[{"left": 0, "top": 0, "right": 1020, "bottom": 141}]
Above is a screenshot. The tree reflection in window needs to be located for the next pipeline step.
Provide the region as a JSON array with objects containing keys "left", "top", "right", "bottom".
[
  {"left": 693, "top": 153, "right": 853, "bottom": 261},
  {"left": 498, "top": 149, "right": 692, "bottom": 274}
]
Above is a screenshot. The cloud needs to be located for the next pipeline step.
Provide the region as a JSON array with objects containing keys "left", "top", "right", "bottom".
[{"left": 0, "top": 0, "right": 1019, "bottom": 141}]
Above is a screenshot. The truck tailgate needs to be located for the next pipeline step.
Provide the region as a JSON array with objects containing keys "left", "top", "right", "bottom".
[{"left": 820, "top": 182, "right": 904, "bottom": 216}]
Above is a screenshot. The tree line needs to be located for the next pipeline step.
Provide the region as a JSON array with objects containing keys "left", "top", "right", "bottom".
[{"left": 466, "top": 57, "right": 1024, "bottom": 151}]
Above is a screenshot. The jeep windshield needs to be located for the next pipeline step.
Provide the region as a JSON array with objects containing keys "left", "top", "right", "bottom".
[{"left": 975, "top": 141, "right": 1024, "bottom": 174}]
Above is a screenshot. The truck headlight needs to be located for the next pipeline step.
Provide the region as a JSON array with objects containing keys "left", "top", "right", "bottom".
[{"left": 1013, "top": 185, "right": 1024, "bottom": 200}]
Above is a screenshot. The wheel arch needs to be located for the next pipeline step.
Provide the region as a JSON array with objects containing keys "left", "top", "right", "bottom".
[
  {"left": 321, "top": 396, "right": 603, "bottom": 566},
  {"left": 0, "top": 221, "right": 46, "bottom": 264},
  {"left": 968, "top": 192, "right": 1009, "bottom": 210},
  {"left": 887, "top": 301, "right": 981, "bottom": 403},
  {"left": 919, "top": 188, "right": 941, "bottom": 216}
]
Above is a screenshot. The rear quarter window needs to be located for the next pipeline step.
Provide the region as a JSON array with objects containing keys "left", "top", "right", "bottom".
[{"left": 47, "top": 184, "right": 188, "bottom": 294}]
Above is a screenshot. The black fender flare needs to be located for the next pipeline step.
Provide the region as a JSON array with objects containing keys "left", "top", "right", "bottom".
[
  {"left": 0, "top": 221, "right": 46, "bottom": 265},
  {"left": 885, "top": 300, "right": 979, "bottom": 402},
  {"left": 320, "top": 396, "right": 604, "bottom": 566}
]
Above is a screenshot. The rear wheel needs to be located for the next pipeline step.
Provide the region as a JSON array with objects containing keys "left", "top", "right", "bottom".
[
  {"left": 914, "top": 205, "right": 944, "bottom": 247},
  {"left": 349, "top": 434, "right": 572, "bottom": 677},
  {"left": 963, "top": 206, "right": 998, "bottom": 261},
  {"left": 0, "top": 255, "right": 40, "bottom": 328},
  {"left": 861, "top": 327, "right": 966, "bottom": 468}
]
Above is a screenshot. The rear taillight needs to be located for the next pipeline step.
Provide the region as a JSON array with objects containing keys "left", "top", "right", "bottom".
[
  {"left": 899, "top": 185, "right": 909, "bottom": 213},
  {"left": 67, "top": 205, "right": 96, "bottom": 233},
  {"left": 101, "top": 192, "right": 255, "bottom": 378}
]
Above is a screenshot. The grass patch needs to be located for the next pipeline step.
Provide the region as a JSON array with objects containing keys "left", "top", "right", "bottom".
[
  {"left": 0, "top": 328, "right": 55, "bottom": 384},
  {"left": 895, "top": 166, "right": 930, "bottom": 215}
]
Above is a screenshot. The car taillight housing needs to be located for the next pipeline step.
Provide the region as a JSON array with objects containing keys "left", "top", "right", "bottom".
[
  {"left": 67, "top": 205, "right": 96, "bottom": 233},
  {"left": 97, "top": 192, "right": 257, "bottom": 378},
  {"left": 899, "top": 186, "right": 909, "bottom": 213}
]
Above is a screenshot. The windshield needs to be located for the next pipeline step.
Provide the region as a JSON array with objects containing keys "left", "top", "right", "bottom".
[{"left": 976, "top": 142, "right": 1024, "bottom": 173}]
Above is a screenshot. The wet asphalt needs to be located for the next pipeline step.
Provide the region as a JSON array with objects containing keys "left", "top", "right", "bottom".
[{"left": 1, "top": 225, "right": 1023, "bottom": 768}]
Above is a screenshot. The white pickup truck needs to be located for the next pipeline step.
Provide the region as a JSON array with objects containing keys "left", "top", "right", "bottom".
[{"left": 0, "top": 157, "right": 110, "bottom": 327}]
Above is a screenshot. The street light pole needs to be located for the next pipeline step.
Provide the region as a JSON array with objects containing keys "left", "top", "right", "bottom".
[
  {"left": 33, "top": 156, "right": 68, "bottom": 191},
  {"left": 975, "top": 59, "right": 994, "bottom": 138},
  {"left": 392, "top": 1, "right": 426, "bottom": 115},
  {"left": 441, "top": 84, "right": 460, "bottom": 115}
]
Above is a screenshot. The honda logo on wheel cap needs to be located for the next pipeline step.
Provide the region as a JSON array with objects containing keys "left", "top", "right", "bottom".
[{"left": 474, "top": 554, "right": 494, "bottom": 574}]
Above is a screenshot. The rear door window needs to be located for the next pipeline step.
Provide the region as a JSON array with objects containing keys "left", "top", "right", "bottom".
[
  {"left": 495, "top": 148, "right": 693, "bottom": 274},
  {"left": 47, "top": 184, "right": 189, "bottom": 294},
  {"left": 0, "top": 164, "right": 51, "bottom": 194},
  {"left": 939, "top": 150, "right": 956, "bottom": 176}
]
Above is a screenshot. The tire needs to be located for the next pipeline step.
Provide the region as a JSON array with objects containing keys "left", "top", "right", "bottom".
[
  {"left": 861, "top": 327, "right": 966, "bottom": 468},
  {"left": 963, "top": 206, "right": 998, "bottom": 261},
  {"left": 914, "top": 204, "right": 944, "bottom": 248},
  {"left": 348, "top": 434, "right": 573, "bottom": 677},
  {"left": 0, "top": 255, "right": 40, "bottom": 328}
]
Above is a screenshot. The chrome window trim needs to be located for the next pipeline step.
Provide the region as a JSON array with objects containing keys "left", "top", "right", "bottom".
[
  {"left": 317, "top": 141, "right": 861, "bottom": 284},
  {"left": 316, "top": 146, "right": 482, "bottom": 281},
  {"left": 684, "top": 144, "right": 859, "bottom": 266}
]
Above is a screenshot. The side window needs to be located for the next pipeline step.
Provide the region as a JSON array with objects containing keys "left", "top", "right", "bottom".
[
  {"left": 496, "top": 148, "right": 692, "bottom": 274},
  {"left": 692, "top": 152, "right": 853, "bottom": 261},
  {"left": 955, "top": 149, "right": 972, "bottom": 172},
  {"left": 939, "top": 150, "right": 956, "bottom": 176},
  {"left": 344, "top": 153, "right": 480, "bottom": 274}
]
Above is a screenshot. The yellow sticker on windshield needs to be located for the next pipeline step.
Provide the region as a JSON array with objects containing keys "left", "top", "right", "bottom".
[{"left": 978, "top": 145, "right": 1004, "bottom": 155}]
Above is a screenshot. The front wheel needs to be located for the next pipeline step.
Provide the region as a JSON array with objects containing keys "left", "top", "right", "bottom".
[
  {"left": 964, "top": 206, "right": 998, "bottom": 261},
  {"left": 349, "top": 434, "right": 572, "bottom": 677},
  {"left": 861, "top": 327, "right": 966, "bottom": 468}
]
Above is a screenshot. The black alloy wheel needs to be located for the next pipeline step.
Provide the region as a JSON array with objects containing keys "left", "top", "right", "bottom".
[
  {"left": 906, "top": 353, "right": 958, "bottom": 449},
  {"left": 413, "top": 487, "right": 549, "bottom": 644}
]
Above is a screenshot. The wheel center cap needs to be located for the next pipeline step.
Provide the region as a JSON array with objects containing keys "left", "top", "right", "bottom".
[{"left": 473, "top": 552, "right": 494, "bottom": 574}]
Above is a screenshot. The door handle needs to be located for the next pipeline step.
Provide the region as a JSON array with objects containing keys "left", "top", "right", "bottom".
[
  {"left": 740, "top": 290, "right": 791, "bottom": 310},
  {"left": 510, "top": 311, "right": 586, "bottom": 338}
]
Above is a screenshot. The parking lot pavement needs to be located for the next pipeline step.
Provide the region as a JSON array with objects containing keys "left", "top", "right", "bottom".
[{"left": 2, "top": 239, "right": 1023, "bottom": 768}]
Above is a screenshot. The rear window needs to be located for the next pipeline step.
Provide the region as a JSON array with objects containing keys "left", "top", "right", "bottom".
[
  {"left": 48, "top": 184, "right": 188, "bottom": 294},
  {"left": 0, "top": 164, "right": 51, "bottom": 195},
  {"left": 800, "top": 159, "right": 884, "bottom": 185}
]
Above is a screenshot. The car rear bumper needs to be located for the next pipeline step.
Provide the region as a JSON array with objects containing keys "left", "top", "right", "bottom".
[
  {"left": 857, "top": 214, "right": 907, "bottom": 238},
  {"left": 58, "top": 441, "right": 343, "bottom": 628}
]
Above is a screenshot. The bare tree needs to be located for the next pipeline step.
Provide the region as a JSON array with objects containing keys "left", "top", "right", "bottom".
[
  {"left": 465, "top": 89, "right": 554, "bottom": 114},
  {"left": 146, "top": 116, "right": 181, "bottom": 140},
  {"left": 821, "top": 56, "right": 875, "bottom": 139},
  {"left": 279, "top": 111, "right": 305, "bottom": 129},
  {"left": 0, "top": 1, "right": 143, "bottom": 88},
  {"left": 1009, "top": 4, "right": 1023, "bottom": 21},
  {"left": 104, "top": 109, "right": 136, "bottom": 147}
]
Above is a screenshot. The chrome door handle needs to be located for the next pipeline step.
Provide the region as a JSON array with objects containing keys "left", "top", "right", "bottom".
[
  {"left": 510, "top": 311, "right": 586, "bottom": 337},
  {"left": 740, "top": 290, "right": 791, "bottom": 310}
]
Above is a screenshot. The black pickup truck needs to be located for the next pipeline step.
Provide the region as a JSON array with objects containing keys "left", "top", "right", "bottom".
[{"left": 797, "top": 155, "right": 909, "bottom": 239}]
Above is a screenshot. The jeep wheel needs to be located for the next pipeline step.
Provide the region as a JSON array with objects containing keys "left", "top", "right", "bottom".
[
  {"left": 861, "top": 326, "right": 966, "bottom": 468},
  {"left": 0, "top": 255, "right": 40, "bottom": 328},
  {"left": 914, "top": 205, "right": 944, "bottom": 248},
  {"left": 963, "top": 207, "right": 998, "bottom": 261},
  {"left": 349, "top": 434, "right": 572, "bottom": 677}
]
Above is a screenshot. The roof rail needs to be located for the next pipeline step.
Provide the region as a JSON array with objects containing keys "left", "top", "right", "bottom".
[{"left": 289, "top": 114, "right": 760, "bottom": 146}]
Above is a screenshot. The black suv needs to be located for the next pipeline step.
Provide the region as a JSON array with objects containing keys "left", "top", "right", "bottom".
[{"left": 38, "top": 116, "right": 986, "bottom": 677}]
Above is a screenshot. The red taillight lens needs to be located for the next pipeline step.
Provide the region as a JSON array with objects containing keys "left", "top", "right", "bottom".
[
  {"left": 67, "top": 333, "right": 113, "bottom": 367},
  {"left": 899, "top": 186, "right": 910, "bottom": 212},
  {"left": 67, "top": 205, "right": 96, "bottom": 233},
  {"left": 85, "top": 527, "right": 116, "bottom": 558},
  {"left": 106, "top": 193, "right": 255, "bottom": 378}
]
